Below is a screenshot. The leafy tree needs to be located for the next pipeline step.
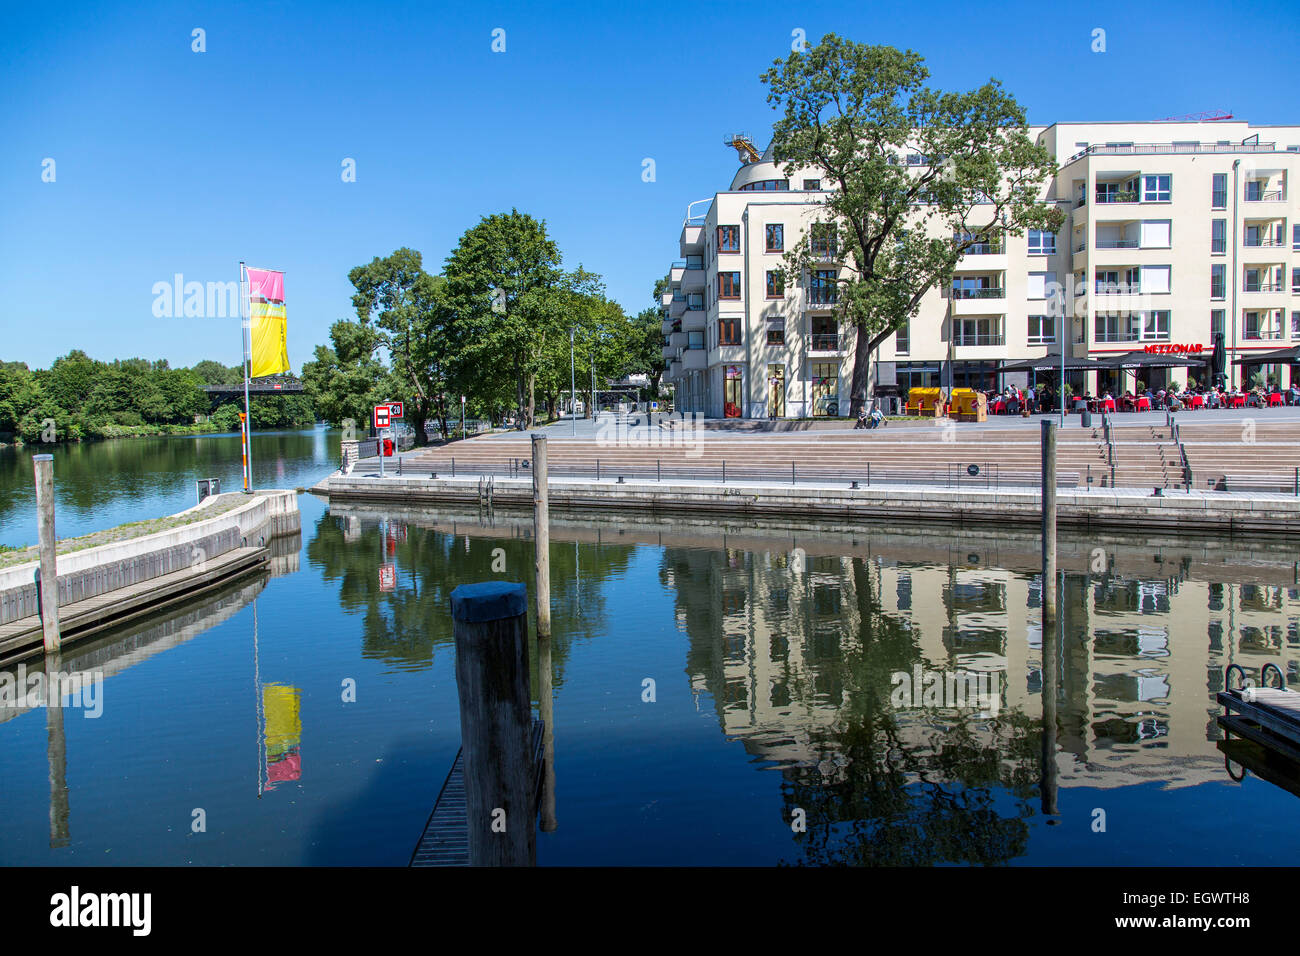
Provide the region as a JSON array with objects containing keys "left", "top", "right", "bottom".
[
  {"left": 443, "top": 210, "right": 568, "bottom": 429},
  {"left": 627, "top": 307, "right": 668, "bottom": 397},
  {"left": 301, "top": 320, "right": 392, "bottom": 432},
  {"left": 348, "top": 248, "right": 452, "bottom": 443},
  {"left": 762, "top": 36, "right": 1064, "bottom": 415}
]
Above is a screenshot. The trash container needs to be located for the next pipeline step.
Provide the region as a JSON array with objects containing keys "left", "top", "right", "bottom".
[{"left": 1080, "top": 408, "right": 1092, "bottom": 427}]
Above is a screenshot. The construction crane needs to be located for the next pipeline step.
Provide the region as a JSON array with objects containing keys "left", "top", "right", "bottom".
[
  {"left": 1157, "top": 110, "right": 1233, "bottom": 122},
  {"left": 725, "top": 133, "right": 762, "bottom": 164}
]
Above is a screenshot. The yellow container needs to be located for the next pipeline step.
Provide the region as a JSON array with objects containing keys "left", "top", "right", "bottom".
[{"left": 907, "top": 387, "right": 944, "bottom": 413}]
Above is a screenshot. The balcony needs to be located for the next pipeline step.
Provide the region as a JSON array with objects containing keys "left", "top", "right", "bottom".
[
  {"left": 808, "top": 239, "right": 840, "bottom": 261},
  {"left": 951, "top": 287, "right": 1005, "bottom": 299},
  {"left": 1243, "top": 236, "right": 1285, "bottom": 248},
  {"left": 1095, "top": 239, "right": 1139, "bottom": 250},
  {"left": 809, "top": 333, "right": 844, "bottom": 352},
  {"left": 1243, "top": 282, "right": 1284, "bottom": 293},
  {"left": 953, "top": 333, "right": 1005, "bottom": 347},
  {"left": 1094, "top": 191, "right": 1139, "bottom": 205},
  {"left": 683, "top": 347, "right": 707, "bottom": 370},
  {"left": 682, "top": 307, "right": 706, "bottom": 332},
  {"left": 669, "top": 331, "right": 687, "bottom": 348},
  {"left": 1244, "top": 190, "right": 1286, "bottom": 203},
  {"left": 806, "top": 290, "right": 839, "bottom": 307}
]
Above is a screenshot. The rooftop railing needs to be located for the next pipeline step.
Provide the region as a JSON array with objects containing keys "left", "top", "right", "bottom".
[{"left": 1067, "top": 141, "right": 1279, "bottom": 162}]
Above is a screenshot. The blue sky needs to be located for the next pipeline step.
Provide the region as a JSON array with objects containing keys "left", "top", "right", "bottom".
[{"left": 2, "top": 0, "right": 1298, "bottom": 372}]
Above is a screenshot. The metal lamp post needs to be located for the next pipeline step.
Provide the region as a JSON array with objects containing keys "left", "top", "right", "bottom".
[{"left": 570, "top": 326, "right": 576, "bottom": 436}]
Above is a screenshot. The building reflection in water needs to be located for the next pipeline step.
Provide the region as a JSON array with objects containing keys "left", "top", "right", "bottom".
[{"left": 661, "top": 540, "right": 1300, "bottom": 864}]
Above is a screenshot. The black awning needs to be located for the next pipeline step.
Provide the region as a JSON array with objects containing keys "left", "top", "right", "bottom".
[
  {"left": 1095, "top": 350, "right": 1208, "bottom": 369},
  {"left": 1233, "top": 346, "right": 1300, "bottom": 366},
  {"left": 998, "top": 356, "right": 1104, "bottom": 373}
]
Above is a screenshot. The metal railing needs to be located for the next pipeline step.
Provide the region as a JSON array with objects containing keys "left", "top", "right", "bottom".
[
  {"left": 1094, "top": 193, "right": 1139, "bottom": 204},
  {"left": 1068, "top": 142, "right": 1278, "bottom": 161},
  {"left": 807, "top": 290, "right": 839, "bottom": 305},
  {"left": 411, "top": 458, "right": 1080, "bottom": 490},
  {"left": 809, "top": 333, "right": 843, "bottom": 351},
  {"left": 951, "top": 287, "right": 1006, "bottom": 299},
  {"left": 1245, "top": 190, "right": 1285, "bottom": 202},
  {"left": 1095, "top": 239, "right": 1140, "bottom": 249},
  {"left": 953, "top": 334, "right": 1005, "bottom": 347}
]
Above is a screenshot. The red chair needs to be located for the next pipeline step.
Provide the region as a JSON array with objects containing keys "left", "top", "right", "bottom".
[
  {"left": 1136, "top": 396, "right": 1151, "bottom": 411},
  {"left": 1103, "top": 398, "right": 1116, "bottom": 413},
  {"left": 1268, "top": 392, "right": 1284, "bottom": 407},
  {"left": 1189, "top": 394, "right": 1204, "bottom": 410},
  {"left": 1230, "top": 394, "right": 1246, "bottom": 409}
]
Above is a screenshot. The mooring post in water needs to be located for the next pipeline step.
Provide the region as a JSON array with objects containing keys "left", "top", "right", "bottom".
[
  {"left": 45, "top": 651, "right": 70, "bottom": 848},
  {"left": 1040, "top": 585, "right": 1060, "bottom": 819},
  {"left": 531, "top": 434, "right": 551, "bottom": 640},
  {"left": 449, "top": 582, "right": 536, "bottom": 866},
  {"left": 33, "top": 454, "right": 60, "bottom": 652},
  {"left": 1040, "top": 420, "right": 1057, "bottom": 624}
]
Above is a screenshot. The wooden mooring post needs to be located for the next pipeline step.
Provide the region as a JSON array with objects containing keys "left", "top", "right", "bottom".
[
  {"left": 449, "top": 581, "right": 536, "bottom": 866},
  {"left": 532, "top": 435, "right": 550, "bottom": 640},
  {"left": 33, "top": 454, "right": 61, "bottom": 652},
  {"left": 1040, "top": 421, "right": 1057, "bottom": 625}
]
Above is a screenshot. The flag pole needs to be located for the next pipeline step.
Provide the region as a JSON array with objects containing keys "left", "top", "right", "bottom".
[{"left": 240, "top": 261, "right": 253, "bottom": 493}]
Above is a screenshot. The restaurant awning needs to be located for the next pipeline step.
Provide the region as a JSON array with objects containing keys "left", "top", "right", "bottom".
[
  {"left": 1233, "top": 346, "right": 1300, "bottom": 366},
  {"left": 998, "top": 356, "right": 1104, "bottom": 373},
  {"left": 1095, "top": 350, "right": 1208, "bottom": 369}
]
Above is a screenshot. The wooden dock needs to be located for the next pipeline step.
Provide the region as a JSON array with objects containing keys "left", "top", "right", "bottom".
[
  {"left": 0, "top": 546, "right": 268, "bottom": 666},
  {"left": 410, "top": 718, "right": 545, "bottom": 867},
  {"left": 1217, "top": 686, "right": 1300, "bottom": 766}
]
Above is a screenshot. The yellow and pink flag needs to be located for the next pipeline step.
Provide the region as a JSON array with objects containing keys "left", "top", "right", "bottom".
[{"left": 246, "top": 267, "right": 290, "bottom": 378}]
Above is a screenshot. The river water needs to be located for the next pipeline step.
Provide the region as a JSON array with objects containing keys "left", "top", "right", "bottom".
[{"left": 1, "top": 430, "right": 1298, "bottom": 865}]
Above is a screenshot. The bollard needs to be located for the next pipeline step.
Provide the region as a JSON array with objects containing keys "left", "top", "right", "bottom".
[
  {"left": 449, "top": 581, "right": 536, "bottom": 867},
  {"left": 531, "top": 435, "right": 550, "bottom": 640},
  {"left": 33, "top": 455, "right": 60, "bottom": 651},
  {"left": 1040, "top": 421, "right": 1057, "bottom": 624}
]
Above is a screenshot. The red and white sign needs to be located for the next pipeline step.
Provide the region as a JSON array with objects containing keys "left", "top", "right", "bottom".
[
  {"left": 378, "top": 563, "right": 396, "bottom": 592},
  {"left": 388, "top": 401, "right": 404, "bottom": 419},
  {"left": 373, "top": 404, "right": 391, "bottom": 429},
  {"left": 1144, "top": 343, "right": 1204, "bottom": 354}
]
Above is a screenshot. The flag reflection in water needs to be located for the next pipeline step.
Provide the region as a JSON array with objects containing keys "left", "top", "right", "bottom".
[{"left": 262, "top": 683, "right": 302, "bottom": 790}]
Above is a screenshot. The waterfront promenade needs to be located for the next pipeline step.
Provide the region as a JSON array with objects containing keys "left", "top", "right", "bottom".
[{"left": 322, "top": 410, "right": 1300, "bottom": 531}]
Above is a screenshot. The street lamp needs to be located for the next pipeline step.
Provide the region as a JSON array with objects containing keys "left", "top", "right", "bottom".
[{"left": 570, "top": 326, "right": 576, "bottom": 436}]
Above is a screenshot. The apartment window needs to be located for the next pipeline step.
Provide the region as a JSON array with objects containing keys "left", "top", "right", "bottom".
[
  {"left": 1142, "top": 311, "right": 1170, "bottom": 340},
  {"left": 1095, "top": 314, "right": 1137, "bottom": 343},
  {"left": 810, "top": 223, "right": 837, "bottom": 257},
  {"left": 1141, "top": 265, "right": 1171, "bottom": 294},
  {"left": 810, "top": 269, "right": 838, "bottom": 305},
  {"left": 1211, "top": 264, "right": 1226, "bottom": 300},
  {"left": 1245, "top": 180, "right": 1263, "bottom": 202},
  {"left": 1095, "top": 270, "right": 1121, "bottom": 294},
  {"left": 687, "top": 292, "right": 703, "bottom": 310},
  {"left": 1293, "top": 223, "right": 1300, "bottom": 250},
  {"left": 1140, "top": 220, "right": 1171, "bottom": 248},
  {"left": 1293, "top": 268, "right": 1300, "bottom": 294},
  {"left": 687, "top": 330, "right": 704, "bottom": 349},
  {"left": 895, "top": 321, "right": 909, "bottom": 354},
  {"left": 1212, "top": 173, "right": 1227, "bottom": 209},
  {"left": 1027, "top": 315, "right": 1056, "bottom": 346},
  {"left": 1293, "top": 311, "right": 1300, "bottom": 338},
  {"left": 766, "top": 328, "right": 785, "bottom": 346},
  {"left": 718, "top": 272, "right": 741, "bottom": 299},
  {"left": 672, "top": 287, "right": 685, "bottom": 301},
  {"left": 1211, "top": 219, "right": 1226, "bottom": 255},
  {"left": 717, "top": 225, "right": 740, "bottom": 253},
  {"left": 1244, "top": 310, "right": 1284, "bottom": 340},
  {"left": 765, "top": 224, "right": 784, "bottom": 252},
  {"left": 1143, "top": 174, "right": 1171, "bottom": 202},
  {"left": 803, "top": 179, "right": 821, "bottom": 190},
  {"left": 738, "top": 179, "right": 790, "bottom": 191},
  {"left": 765, "top": 271, "right": 784, "bottom": 298},
  {"left": 1211, "top": 310, "right": 1225, "bottom": 339},
  {"left": 1027, "top": 230, "right": 1056, "bottom": 255},
  {"left": 1026, "top": 272, "right": 1053, "bottom": 299},
  {"left": 954, "top": 317, "right": 1002, "bottom": 347},
  {"left": 718, "top": 318, "right": 740, "bottom": 345}
]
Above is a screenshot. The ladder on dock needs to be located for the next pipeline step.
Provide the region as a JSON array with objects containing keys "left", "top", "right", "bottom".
[
  {"left": 1217, "top": 665, "right": 1300, "bottom": 770},
  {"left": 409, "top": 717, "right": 545, "bottom": 867}
]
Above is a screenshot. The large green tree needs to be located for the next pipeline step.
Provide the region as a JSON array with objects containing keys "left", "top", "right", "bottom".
[
  {"left": 762, "top": 36, "right": 1064, "bottom": 415},
  {"left": 301, "top": 320, "right": 392, "bottom": 433},
  {"left": 443, "top": 210, "right": 569, "bottom": 429}
]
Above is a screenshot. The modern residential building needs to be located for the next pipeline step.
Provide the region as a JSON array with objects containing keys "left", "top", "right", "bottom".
[{"left": 660, "top": 122, "right": 1300, "bottom": 418}]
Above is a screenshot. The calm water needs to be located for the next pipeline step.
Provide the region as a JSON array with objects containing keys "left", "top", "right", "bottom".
[
  {"left": 2, "top": 434, "right": 1300, "bottom": 865},
  {"left": 0, "top": 428, "right": 340, "bottom": 548}
]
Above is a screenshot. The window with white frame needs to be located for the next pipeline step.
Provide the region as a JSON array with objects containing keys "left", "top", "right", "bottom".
[
  {"left": 1027, "top": 315, "right": 1056, "bottom": 345},
  {"left": 1244, "top": 310, "right": 1284, "bottom": 340},
  {"left": 1143, "top": 174, "right": 1171, "bottom": 202},
  {"left": 1140, "top": 220, "right": 1171, "bottom": 248},
  {"left": 1292, "top": 311, "right": 1300, "bottom": 338},
  {"left": 1141, "top": 265, "right": 1171, "bottom": 294},
  {"left": 1027, "top": 230, "right": 1056, "bottom": 255},
  {"left": 1211, "top": 310, "right": 1225, "bottom": 338},
  {"left": 1211, "top": 219, "right": 1226, "bottom": 255},
  {"left": 1141, "top": 310, "right": 1170, "bottom": 340},
  {"left": 1026, "top": 272, "right": 1053, "bottom": 299}
]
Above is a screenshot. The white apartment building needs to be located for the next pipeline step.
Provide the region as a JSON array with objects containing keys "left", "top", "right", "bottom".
[{"left": 660, "top": 121, "right": 1300, "bottom": 418}]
